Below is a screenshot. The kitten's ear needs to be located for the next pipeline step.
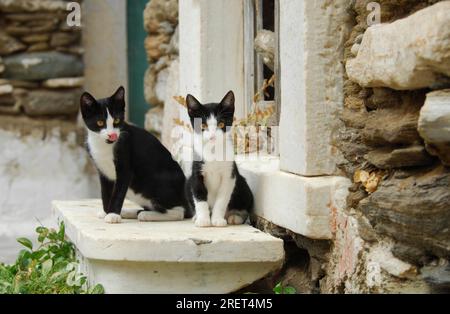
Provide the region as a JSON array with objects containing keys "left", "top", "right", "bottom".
[
  {"left": 186, "top": 94, "right": 202, "bottom": 117},
  {"left": 80, "top": 92, "right": 96, "bottom": 111},
  {"left": 220, "top": 90, "right": 235, "bottom": 113},
  {"left": 111, "top": 86, "right": 125, "bottom": 105}
]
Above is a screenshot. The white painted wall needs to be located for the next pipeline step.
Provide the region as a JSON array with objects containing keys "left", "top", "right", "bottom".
[
  {"left": 179, "top": 0, "right": 245, "bottom": 118},
  {"left": 279, "top": 0, "right": 349, "bottom": 176},
  {"left": 0, "top": 128, "right": 99, "bottom": 263},
  {"left": 82, "top": 0, "right": 128, "bottom": 109}
]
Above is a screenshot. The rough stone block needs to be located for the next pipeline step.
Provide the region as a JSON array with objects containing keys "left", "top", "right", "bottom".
[
  {"left": 0, "top": 31, "right": 26, "bottom": 56},
  {"left": 418, "top": 89, "right": 450, "bottom": 166},
  {"left": 346, "top": 2, "right": 450, "bottom": 90},
  {"left": 50, "top": 32, "right": 81, "bottom": 48},
  {"left": 0, "top": 0, "right": 67, "bottom": 12},
  {"left": 3, "top": 52, "right": 83, "bottom": 81},
  {"left": 42, "top": 77, "right": 84, "bottom": 89},
  {"left": 21, "top": 89, "right": 82, "bottom": 116},
  {"left": 144, "top": 0, "right": 178, "bottom": 33},
  {"left": 358, "top": 166, "right": 450, "bottom": 259},
  {"left": 364, "top": 145, "right": 434, "bottom": 169},
  {"left": 144, "top": 106, "right": 163, "bottom": 134},
  {"left": 0, "top": 84, "right": 13, "bottom": 96}
]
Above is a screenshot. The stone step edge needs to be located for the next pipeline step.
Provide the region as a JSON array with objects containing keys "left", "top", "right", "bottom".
[{"left": 52, "top": 200, "right": 285, "bottom": 264}]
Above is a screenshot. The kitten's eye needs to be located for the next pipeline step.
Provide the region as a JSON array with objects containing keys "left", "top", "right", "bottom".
[
  {"left": 114, "top": 118, "right": 121, "bottom": 124},
  {"left": 217, "top": 122, "right": 225, "bottom": 129},
  {"left": 201, "top": 123, "right": 208, "bottom": 130},
  {"left": 97, "top": 120, "right": 104, "bottom": 127}
]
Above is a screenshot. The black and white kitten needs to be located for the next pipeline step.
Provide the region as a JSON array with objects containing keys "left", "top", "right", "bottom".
[
  {"left": 185, "top": 91, "right": 253, "bottom": 227},
  {"left": 80, "top": 86, "right": 190, "bottom": 223}
]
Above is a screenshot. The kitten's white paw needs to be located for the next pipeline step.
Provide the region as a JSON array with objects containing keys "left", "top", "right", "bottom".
[
  {"left": 227, "top": 214, "right": 244, "bottom": 225},
  {"left": 97, "top": 210, "right": 107, "bottom": 219},
  {"left": 211, "top": 217, "right": 227, "bottom": 227},
  {"left": 104, "top": 213, "right": 122, "bottom": 224},
  {"left": 195, "top": 215, "right": 211, "bottom": 227}
]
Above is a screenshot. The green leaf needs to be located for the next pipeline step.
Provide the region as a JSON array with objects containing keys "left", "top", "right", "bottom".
[
  {"left": 36, "top": 226, "right": 48, "bottom": 234},
  {"left": 17, "top": 250, "right": 31, "bottom": 270},
  {"left": 3, "top": 222, "right": 104, "bottom": 294},
  {"left": 50, "top": 271, "right": 64, "bottom": 281},
  {"left": 17, "top": 237, "right": 33, "bottom": 250},
  {"left": 31, "top": 250, "right": 46, "bottom": 261},
  {"left": 37, "top": 234, "right": 46, "bottom": 243},
  {"left": 41, "top": 259, "right": 53, "bottom": 275},
  {"left": 273, "top": 282, "right": 282, "bottom": 294},
  {"left": 89, "top": 284, "right": 105, "bottom": 294},
  {"left": 283, "top": 286, "right": 296, "bottom": 294}
]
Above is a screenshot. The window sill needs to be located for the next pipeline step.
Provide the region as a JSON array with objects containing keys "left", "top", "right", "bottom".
[{"left": 236, "top": 154, "right": 351, "bottom": 239}]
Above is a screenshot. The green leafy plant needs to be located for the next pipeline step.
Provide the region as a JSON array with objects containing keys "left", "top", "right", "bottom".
[
  {"left": 0, "top": 222, "right": 104, "bottom": 294},
  {"left": 273, "top": 282, "right": 296, "bottom": 294}
]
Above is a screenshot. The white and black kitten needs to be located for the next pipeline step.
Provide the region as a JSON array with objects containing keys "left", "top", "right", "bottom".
[
  {"left": 185, "top": 91, "right": 253, "bottom": 227},
  {"left": 80, "top": 86, "right": 191, "bottom": 223}
]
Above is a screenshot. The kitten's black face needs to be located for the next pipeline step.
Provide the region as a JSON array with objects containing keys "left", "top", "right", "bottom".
[
  {"left": 186, "top": 91, "right": 235, "bottom": 135},
  {"left": 80, "top": 86, "right": 126, "bottom": 144}
]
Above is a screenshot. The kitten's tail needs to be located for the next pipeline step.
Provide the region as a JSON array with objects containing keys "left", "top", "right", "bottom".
[{"left": 137, "top": 206, "right": 185, "bottom": 221}]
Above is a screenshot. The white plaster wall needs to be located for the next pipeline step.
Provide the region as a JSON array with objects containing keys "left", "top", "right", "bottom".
[
  {"left": 0, "top": 129, "right": 99, "bottom": 263},
  {"left": 82, "top": 0, "right": 128, "bottom": 108}
]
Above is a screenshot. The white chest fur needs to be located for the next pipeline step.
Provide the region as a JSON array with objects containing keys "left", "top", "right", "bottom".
[
  {"left": 87, "top": 132, "right": 116, "bottom": 181},
  {"left": 202, "top": 161, "right": 234, "bottom": 206}
]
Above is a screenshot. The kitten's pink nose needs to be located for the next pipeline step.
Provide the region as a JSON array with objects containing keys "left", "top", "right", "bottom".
[{"left": 108, "top": 133, "right": 118, "bottom": 142}]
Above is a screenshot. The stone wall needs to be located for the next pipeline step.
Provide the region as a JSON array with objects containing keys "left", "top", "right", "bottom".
[
  {"left": 143, "top": 0, "right": 179, "bottom": 140},
  {"left": 0, "top": 0, "right": 99, "bottom": 263},
  {"left": 0, "top": 0, "right": 84, "bottom": 116},
  {"left": 324, "top": 0, "right": 450, "bottom": 293},
  {"left": 245, "top": 0, "right": 450, "bottom": 294}
]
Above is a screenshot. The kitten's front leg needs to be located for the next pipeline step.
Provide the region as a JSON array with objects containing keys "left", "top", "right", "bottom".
[
  {"left": 104, "top": 142, "right": 132, "bottom": 224},
  {"left": 191, "top": 174, "right": 211, "bottom": 227},
  {"left": 105, "top": 170, "right": 131, "bottom": 224},
  {"left": 98, "top": 174, "right": 113, "bottom": 219},
  {"left": 194, "top": 201, "right": 211, "bottom": 227},
  {"left": 211, "top": 177, "right": 235, "bottom": 227}
]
